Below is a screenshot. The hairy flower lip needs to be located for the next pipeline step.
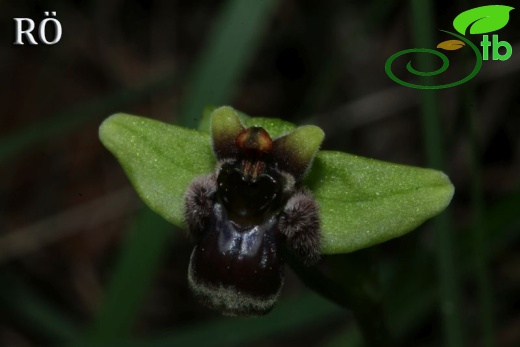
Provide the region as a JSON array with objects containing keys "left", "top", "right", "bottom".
[{"left": 184, "top": 108, "right": 324, "bottom": 316}]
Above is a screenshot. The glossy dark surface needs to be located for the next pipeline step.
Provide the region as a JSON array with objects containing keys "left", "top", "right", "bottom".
[
  {"left": 189, "top": 203, "right": 284, "bottom": 314},
  {"left": 216, "top": 162, "right": 285, "bottom": 227}
]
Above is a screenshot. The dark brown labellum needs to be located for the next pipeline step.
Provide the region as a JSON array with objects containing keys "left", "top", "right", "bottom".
[
  {"left": 184, "top": 110, "right": 322, "bottom": 316},
  {"left": 188, "top": 203, "right": 284, "bottom": 316}
]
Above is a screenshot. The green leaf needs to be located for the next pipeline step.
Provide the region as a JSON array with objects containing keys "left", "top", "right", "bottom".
[
  {"left": 99, "top": 111, "right": 454, "bottom": 255},
  {"left": 99, "top": 114, "right": 214, "bottom": 226},
  {"left": 453, "top": 5, "right": 514, "bottom": 35},
  {"left": 304, "top": 152, "right": 453, "bottom": 254}
]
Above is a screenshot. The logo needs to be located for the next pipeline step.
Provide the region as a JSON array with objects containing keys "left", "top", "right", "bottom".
[
  {"left": 385, "top": 5, "right": 514, "bottom": 89},
  {"left": 13, "top": 11, "right": 62, "bottom": 45}
]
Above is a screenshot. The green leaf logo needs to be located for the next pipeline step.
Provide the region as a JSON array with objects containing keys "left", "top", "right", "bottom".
[{"left": 453, "top": 5, "right": 514, "bottom": 35}]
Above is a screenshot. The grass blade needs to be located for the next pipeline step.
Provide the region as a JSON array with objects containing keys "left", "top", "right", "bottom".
[
  {"left": 89, "top": 207, "right": 172, "bottom": 342},
  {"left": 409, "top": 1, "right": 465, "bottom": 346},
  {"left": 179, "top": 0, "right": 278, "bottom": 127}
]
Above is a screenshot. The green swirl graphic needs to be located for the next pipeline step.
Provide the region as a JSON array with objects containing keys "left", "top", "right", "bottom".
[{"left": 385, "top": 30, "right": 483, "bottom": 89}]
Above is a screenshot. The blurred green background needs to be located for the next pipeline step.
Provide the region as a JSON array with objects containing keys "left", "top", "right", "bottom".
[{"left": 1, "top": 1, "right": 519, "bottom": 346}]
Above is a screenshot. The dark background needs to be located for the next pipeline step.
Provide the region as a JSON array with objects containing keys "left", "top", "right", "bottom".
[{"left": 0, "top": 1, "right": 519, "bottom": 346}]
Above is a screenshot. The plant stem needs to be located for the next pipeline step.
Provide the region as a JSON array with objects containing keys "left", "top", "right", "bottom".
[{"left": 289, "top": 251, "right": 394, "bottom": 347}]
